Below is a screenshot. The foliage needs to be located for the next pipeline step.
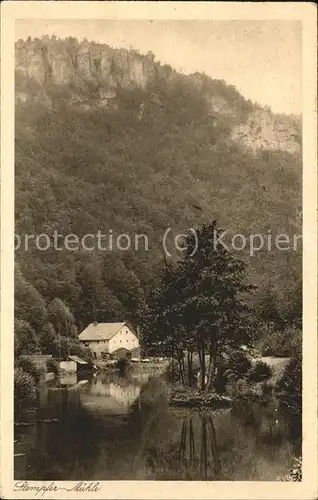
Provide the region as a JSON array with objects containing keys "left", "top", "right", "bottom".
[
  {"left": 213, "top": 350, "right": 252, "bottom": 394},
  {"left": 169, "top": 386, "right": 232, "bottom": 408},
  {"left": 47, "top": 298, "right": 75, "bottom": 336},
  {"left": 143, "top": 222, "right": 254, "bottom": 389},
  {"left": 17, "top": 357, "right": 45, "bottom": 383},
  {"left": 14, "top": 367, "right": 37, "bottom": 416},
  {"left": 15, "top": 270, "right": 47, "bottom": 330},
  {"left": 224, "top": 350, "right": 252, "bottom": 379},
  {"left": 116, "top": 357, "right": 132, "bottom": 375},
  {"left": 260, "top": 327, "right": 301, "bottom": 358},
  {"left": 247, "top": 361, "right": 272, "bottom": 383},
  {"left": 39, "top": 322, "right": 57, "bottom": 354},
  {"left": 278, "top": 457, "right": 302, "bottom": 482},
  {"left": 275, "top": 356, "right": 302, "bottom": 416},
  {"left": 14, "top": 37, "right": 302, "bottom": 361},
  {"left": 256, "top": 286, "right": 284, "bottom": 330},
  {"left": 261, "top": 381, "right": 274, "bottom": 397},
  {"left": 46, "top": 358, "right": 59, "bottom": 375},
  {"left": 279, "top": 279, "right": 302, "bottom": 329},
  {"left": 49, "top": 336, "right": 87, "bottom": 360},
  {"left": 15, "top": 38, "right": 301, "bottom": 303},
  {"left": 14, "top": 319, "right": 40, "bottom": 356},
  {"left": 81, "top": 347, "right": 93, "bottom": 361},
  {"left": 256, "top": 280, "right": 302, "bottom": 346}
]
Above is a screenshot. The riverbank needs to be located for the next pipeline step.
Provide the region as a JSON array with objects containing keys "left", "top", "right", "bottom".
[
  {"left": 169, "top": 386, "right": 232, "bottom": 409},
  {"left": 94, "top": 359, "right": 170, "bottom": 373}
]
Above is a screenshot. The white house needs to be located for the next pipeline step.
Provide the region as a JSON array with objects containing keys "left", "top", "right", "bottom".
[{"left": 78, "top": 322, "right": 140, "bottom": 360}]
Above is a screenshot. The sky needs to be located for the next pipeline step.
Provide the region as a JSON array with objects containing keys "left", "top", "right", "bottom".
[{"left": 15, "top": 20, "right": 302, "bottom": 115}]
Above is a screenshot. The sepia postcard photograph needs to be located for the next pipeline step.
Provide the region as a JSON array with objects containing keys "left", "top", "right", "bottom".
[{"left": 1, "top": 2, "right": 317, "bottom": 499}]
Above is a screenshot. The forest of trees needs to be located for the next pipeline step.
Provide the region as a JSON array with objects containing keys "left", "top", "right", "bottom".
[{"left": 15, "top": 37, "right": 302, "bottom": 365}]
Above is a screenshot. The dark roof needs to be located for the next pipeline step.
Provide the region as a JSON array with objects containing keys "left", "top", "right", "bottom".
[{"left": 68, "top": 355, "right": 88, "bottom": 365}]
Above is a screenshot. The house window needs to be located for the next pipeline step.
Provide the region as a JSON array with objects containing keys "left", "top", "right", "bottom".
[{"left": 84, "top": 342, "right": 89, "bottom": 347}]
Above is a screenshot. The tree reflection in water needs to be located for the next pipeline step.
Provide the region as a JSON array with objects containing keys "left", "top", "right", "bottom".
[
  {"left": 15, "top": 375, "right": 300, "bottom": 481},
  {"left": 146, "top": 414, "right": 222, "bottom": 480},
  {"left": 15, "top": 387, "right": 104, "bottom": 480}
]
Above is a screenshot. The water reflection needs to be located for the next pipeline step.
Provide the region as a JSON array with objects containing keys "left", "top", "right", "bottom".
[
  {"left": 82, "top": 374, "right": 141, "bottom": 414},
  {"left": 146, "top": 414, "right": 222, "bottom": 480},
  {"left": 14, "top": 372, "right": 301, "bottom": 481},
  {"left": 59, "top": 373, "right": 77, "bottom": 386}
]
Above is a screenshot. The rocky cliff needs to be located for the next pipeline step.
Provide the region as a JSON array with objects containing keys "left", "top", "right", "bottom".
[
  {"left": 231, "top": 109, "right": 301, "bottom": 155},
  {"left": 16, "top": 37, "right": 301, "bottom": 156}
]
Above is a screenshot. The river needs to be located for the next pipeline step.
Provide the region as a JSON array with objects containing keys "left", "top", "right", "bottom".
[{"left": 14, "top": 369, "right": 301, "bottom": 481}]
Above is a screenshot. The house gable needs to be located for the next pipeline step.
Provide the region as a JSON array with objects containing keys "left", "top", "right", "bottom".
[
  {"left": 79, "top": 322, "right": 125, "bottom": 342},
  {"left": 78, "top": 321, "right": 139, "bottom": 359},
  {"left": 108, "top": 324, "right": 139, "bottom": 354}
]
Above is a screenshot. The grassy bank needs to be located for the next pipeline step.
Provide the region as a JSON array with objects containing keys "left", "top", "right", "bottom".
[{"left": 169, "top": 386, "right": 232, "bottom": 409}]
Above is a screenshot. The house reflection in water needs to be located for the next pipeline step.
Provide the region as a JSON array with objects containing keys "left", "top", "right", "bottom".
[
  {"left": 81, "top": 376, "right": 141, "bottom": 414},
  {"left": 60, "top": 373, "right": 77, "bottom": 387}
]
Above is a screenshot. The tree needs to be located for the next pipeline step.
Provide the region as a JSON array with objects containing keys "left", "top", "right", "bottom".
[
  {"left": 281, "top": 279, "right": 302, "bottom": 329},
  {"left": 38, "top": 322, "right": 57, "bottom": 355},
  {"left": 143, "top": 222, "right": 253, "bottom": 390},
  {"left": 75, "top": 258, "right": 125, "bottom": 326},
  {"left": 15, "top": 270, "right": 47, "bottom": 331},
  {"left": 51, "top": 336, "right": 86, "bottom": 360},
  {"left": 15, "top": 319, "right": 40, "bottom": 355},
  {"left": 257, "top": 285, "right": 283, "bottom": 330},
  {"left": 102, "top": 257, "right": 144, "bottom": 322},
  {"left": 47, "top": 298, "right": 75, "bottom": 337},
  {"left": 275, "top": 356, "right": 302, "bottom": 416}
]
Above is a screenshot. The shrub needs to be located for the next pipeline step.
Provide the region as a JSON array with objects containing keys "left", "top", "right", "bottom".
[
  {"left": 39, "top": 322, "right": 57, "bottom": 354},
  {"left": 81, "top": 347, "right": 93, "bottom": 361},
  {"left": 260, "top": 327, "right": 301, "bottom": 358},
  {"left": 50, "top": 337, "right": 87, "bottom": 359},
  {"left": 278, "top": 457, "right": 302, "bottom": 481},
  {"left": 14, "top": 367, "right": 37, "bottom": 416},
  {"left": 117, "top": 357, "right": 131, "bottom": 375},
  {"left": 248, "top": 361, "right": 272, "bottom": 383},
  {"left": 14, "top": 319, "right": 40, "bottom": 356},
  {"left": 18, "top": 357, "right": 44, "bottom": 383},
  {"left": 213, "top": 350, "right": 252, "bottom": 394},
  {"left": 46, "top": 358, "right": 59, "bottom": 375},
  {"left": 214, "top": 370, "right": 227, "bottom": 394},
  {"left": 275, "top": 356, "right": 302, "bottom": 416},
  {"left": 225, "top": 350, "right": 252, "bottom": 379},
  {"left": 261, "top": 381, "right": 274, "bottom": 396}
]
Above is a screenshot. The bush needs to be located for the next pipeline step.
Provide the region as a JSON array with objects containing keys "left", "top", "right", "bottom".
[
  {"left": 225, "top": 350, "right": 252, "bottom": 379},
  {"left": 261, "top": 381, "right": 274, "bottom": 396},
  {"left": 214, "top": 370, "right": 227, "bottom": 394},
  {"left": 46, "top": 358, "right": 59, "bottom": 375},
  {"left": 14, "top": 367, "right": 37, "bottom": 416},
  {"left": 278, "top": 457, "right": 302, "bottom": 481},
  {"left": 50, "top": 337, "right": 87, "bottom": 359},
  {"left": 213, "top": 350, "right": 252, "bottom": 394},
  {"left": 275, "top": 356, "right": 302, "bottom": 416},
  {"left": 260, "top": 327, "right": 301, "bottom": 358},
  {"left": 248, "top": 361, "right": 272, "bottom": 383},
  {"left": 116, "top": 357, "right": 131, "bottom": 375},
  {"left": 81, "top": 347, "right": 93, "bottom": 361},
  {"left": 14, "top": 319, "right": 40, "bottom": 356},
  {"left": 18, "top": 357, "right": 45, "bottom": 383}
]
